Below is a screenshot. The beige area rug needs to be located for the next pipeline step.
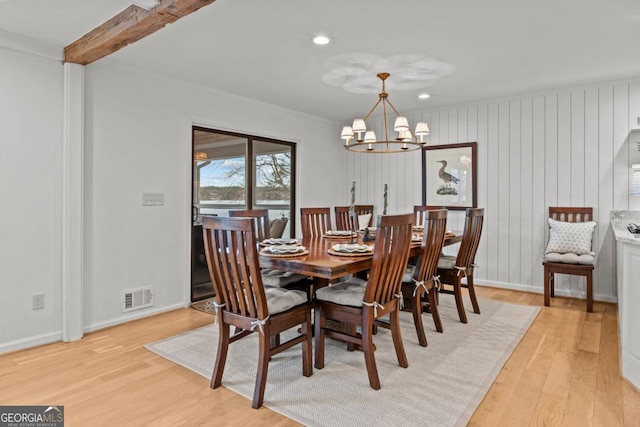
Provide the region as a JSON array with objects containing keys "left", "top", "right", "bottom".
[
  {"left": 191, "top": 297, "right": 216, "bottom": 314},
  {"left": 147, "top": 297, "right": 539, "bottom": 427}
]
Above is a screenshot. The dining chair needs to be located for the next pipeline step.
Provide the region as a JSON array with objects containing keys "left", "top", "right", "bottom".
[
  {"left": 400, "top": 209, "right": 448, "bottom": 346},
  {"left": 413, "top": 205, "right": 447, "bottom": 228},
  {"left": 314, "top": 213, "right": 414, "bottom": 390},
  {"left": 436, "top": 208, "right": 484, "bottom": 324},
  {"left": 543, "top": 207, "right": 596, "bottom": 312},
  {"left": 229, "top": 209, "right": 308, "bottom": 290},
  {"left": 300, "top": 207, "right": 332, "bottom": 238},
  {"left": 229, "top": 209, "right": 271, "bottom": 240},
  {"left": 335, "top": 205, "right": 375, "bottom": 231},
  {"left": 202, "top": 216, "right": 313, "bottom": 409}
]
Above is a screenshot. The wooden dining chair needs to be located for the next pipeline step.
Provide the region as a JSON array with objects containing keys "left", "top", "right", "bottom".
[
  {"left": 400, "top": 209, "right": 448, "bottom": 346},
  {"left": 314, "top": 213, "right": 414, "bottom": 390},
  {"left": 414, "top": 205, "right": 447, "bottom": 228},
  {"left": 202, "top": 216, "right": 313, "bottom": 409},
  {"left": 543, "top": 207, "right": 596, "bottom": 312},
  {"left": 229, "top": 209, "right": 271, "bottom": 240},
  {"left": 335, "top": 205, "right": 375, "bottom": 231},
  {"left": 300, "top": 207, "right": 332, "bottom": 238},
  {"left": 229, "top": 208, "right": 308, "bottom": 290},
  {"left": 436, "top": 208, "right": 484, "bottom": 324}
]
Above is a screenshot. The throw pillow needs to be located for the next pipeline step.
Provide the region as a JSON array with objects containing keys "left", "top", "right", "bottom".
[
  {"left": 545, "top": 218, "right": 597, "bottom": 255},
  {"left": 269, "top": 218, "right": 288, "bottom": 238},
  {"left": 358, "top": 213, "right": 372, "bottom": 230}
]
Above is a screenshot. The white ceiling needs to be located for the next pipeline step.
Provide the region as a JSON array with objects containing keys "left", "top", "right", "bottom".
[{"left": 1, "top": 0, "right": 639, "bottom": 122}]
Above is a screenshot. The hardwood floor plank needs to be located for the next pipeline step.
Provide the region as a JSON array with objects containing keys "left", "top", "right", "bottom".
[{"left": 0, "top": 287, "right": 637, "bottom": 426}]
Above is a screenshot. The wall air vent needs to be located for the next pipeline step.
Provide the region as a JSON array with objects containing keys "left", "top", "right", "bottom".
[{"left": 122, "top": 287, "right": 154, "bottom": 312}]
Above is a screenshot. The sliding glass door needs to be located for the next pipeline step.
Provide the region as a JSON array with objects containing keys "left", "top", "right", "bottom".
[{"left": 190, "top": 126, "right": 296, "bottom": 301}]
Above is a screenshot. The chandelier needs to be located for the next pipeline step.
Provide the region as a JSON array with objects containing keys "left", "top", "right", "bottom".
[{"left": 340, "top": 72, "right": 429, "bottom": 153}]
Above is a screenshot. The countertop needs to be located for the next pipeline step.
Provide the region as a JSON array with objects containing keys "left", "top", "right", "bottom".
[{"left": 611, "top": 210, "right": 640, "bottom": 246}]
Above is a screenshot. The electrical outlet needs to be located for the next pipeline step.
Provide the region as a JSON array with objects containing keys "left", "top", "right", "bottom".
[{"left": 32, "top": 293, "right": 44, "bottom": 310}]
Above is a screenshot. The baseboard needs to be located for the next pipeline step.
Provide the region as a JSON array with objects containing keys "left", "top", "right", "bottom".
[
  {"left": 0, "top": 331, "right": 63, "bottom": 355},
  {"left": 475, "top": 279, "right": 618, "bottom": 304},
  {"left": 83, "top": 302, "right": 187, "bottom": 333},
  {"left": 0, "top": 303, "right": 188, "bottom": 355}
]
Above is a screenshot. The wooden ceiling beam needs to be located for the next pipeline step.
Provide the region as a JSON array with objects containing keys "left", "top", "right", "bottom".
[{"left": 63, "top": 0, "right": 216, "bottom": 65}]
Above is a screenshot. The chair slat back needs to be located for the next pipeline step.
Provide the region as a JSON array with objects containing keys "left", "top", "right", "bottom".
[
  {"left": 414, "top": 205, "right": 447, "bottom": 228},
  {"left": 202, "top": 216, "right": 268, "bottom": 319},
  {"left": 456, "top": 208, "right": 485, "bottom": 269},
  {"left": 365, "top": 213, "right": 414, "bottom": 306},
  {"left": 229, "top": 208, "right": 271, "bottom": 241},
  {"left": 300, "top": 207, "right": 332, "bottom": 238},
  {"left": 413, "top": 209, "right": 448, "bottom": 283},
  {"left": 549, "top": 207, "right": 593, "bottom": 223},
  {"left": 335, "top": 205, "right": 374, "bottom": 230}
]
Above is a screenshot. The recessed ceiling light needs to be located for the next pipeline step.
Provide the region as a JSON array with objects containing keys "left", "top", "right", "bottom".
[
  {"left": 418, "top": 93, "right": 431, "bottom": 100},
  {"left": 313, "top": 35, "right": 331, "bottom": 45}
]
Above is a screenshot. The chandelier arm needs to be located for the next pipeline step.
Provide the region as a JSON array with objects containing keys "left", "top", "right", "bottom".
[
  {"left": 382, "top": 99, "right": 390, "bottom": 147},
  {"left": 385, "top": 99, "right": 403, "bottom": 117},
  {"left": 362, "top": 98, "right": 383, "bottom": 122}
]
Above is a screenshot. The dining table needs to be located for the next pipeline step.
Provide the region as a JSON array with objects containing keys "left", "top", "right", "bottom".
[{"left": 259, "top": 230, "right": 462, "bottom": 290}]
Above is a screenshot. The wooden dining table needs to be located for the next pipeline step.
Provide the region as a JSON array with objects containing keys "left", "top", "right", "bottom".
[{"left": 259, "top": 231, "right": 462, "bottom": 289}]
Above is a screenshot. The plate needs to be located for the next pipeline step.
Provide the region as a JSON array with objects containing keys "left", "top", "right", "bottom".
[
  {"left": 331, "top": 243, "right": 373, "bottom": 253},
  {"left": 262, "top": 245, "right": 305, "bottom": 254},
  {"left": 262, "top": 238, "right": 299, "bottom": 245},
  {"left": 324, "top": 230, "right": 357, "bottom": 238}
]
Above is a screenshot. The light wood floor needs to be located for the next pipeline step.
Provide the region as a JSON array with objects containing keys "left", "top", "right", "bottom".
[{"left": 1, "top": 287, "right": 638, "bottom": 426}]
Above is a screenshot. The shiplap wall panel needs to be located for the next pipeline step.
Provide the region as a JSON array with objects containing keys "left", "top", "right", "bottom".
[
  {"left": 509, "top": 100, "right": 522, "bottom": 285},
  {"left": 498, "top": 101, "right": 510, "bottom": 283},
  {"left": 598, "top": 87, "right": 614, "bottom": 298},
  {"left": 348, "top": 79, "right": 639, "bottom": 301},
  {"left": 531, "top": 96, "right": 546, "bottom": 290},
  {"left": 520, "top": 98, "right": 534, "bottom": 286}
]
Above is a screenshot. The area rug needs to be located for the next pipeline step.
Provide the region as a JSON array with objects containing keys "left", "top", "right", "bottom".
[{"left": 146, "top": 297, "right": 539, "bottom": 427}]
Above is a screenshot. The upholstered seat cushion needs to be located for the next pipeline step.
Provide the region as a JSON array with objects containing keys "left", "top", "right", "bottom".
[
  {"left": 544, "top": 252, "right": 596, "bottom": 265},
  {"left": 315, "top": 277, "right": 367, "bottom": 307},
  {"left": 402, "top": 264, "right": 416, "bottom": 283},
  {"left": 437, "top": 255, "right": 457, "bottom": 270},
  {"left": 261, "top": 269, "right": 307, "bottom": 288},
  {"left": 264, "top": 287, "right": 308, "bottom": 314}
]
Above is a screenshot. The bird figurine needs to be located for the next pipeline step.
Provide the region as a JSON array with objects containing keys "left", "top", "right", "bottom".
[{"left": 436, "top": 160, "right": 460, "bottom": 188}]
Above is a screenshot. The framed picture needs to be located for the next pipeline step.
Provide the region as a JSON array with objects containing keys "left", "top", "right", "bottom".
[{"left": 422, "top": 142, "right": 477, "bottom": 210}]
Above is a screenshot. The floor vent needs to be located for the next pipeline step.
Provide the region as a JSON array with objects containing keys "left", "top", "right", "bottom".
[{"left": 122, "top": 287, "right": 153, "bottom": 312}]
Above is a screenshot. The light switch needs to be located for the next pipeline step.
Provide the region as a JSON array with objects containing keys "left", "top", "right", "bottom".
[{"left": 143, "top": 193, "right": 164, "bottom": 206}]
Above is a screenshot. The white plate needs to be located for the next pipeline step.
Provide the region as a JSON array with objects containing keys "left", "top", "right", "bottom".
[
  {"left": 326, "top": 230, "right": 355, "bottom": 236},
  {"left": 265, "top": 245, "right": 304, "bottom": 254},
  {"left": 263, "top": 238, "right": 298, "bottom": 245},
  {"left": 332, "top": 243, "right": 373, "bottom": 253}
]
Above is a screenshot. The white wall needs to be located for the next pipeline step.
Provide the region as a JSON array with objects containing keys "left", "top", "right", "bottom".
[
  {"left": 0, "top": 43, "right": 64, "bottom": 348},
  {"left": 351, "top": 80, "right": 640, "bottom": 301},
  {"left": 82, "top": 61, "right": 345, "bottom": 331}
]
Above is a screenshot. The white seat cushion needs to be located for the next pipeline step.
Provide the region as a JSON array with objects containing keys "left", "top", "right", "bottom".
[
  {"left": 544, "top": 252, "right": 595, "bottom": 265},
  {"left": 261, "top": 269, "right": 307, "bottom": 288},
  {"left": 315, "top": 277, "right": 367, "bottom": 307},
  {"left": 437, "top": 255, "right": 457, "bottom": 270},
  {"left": 402, "top": 264, "right": 416, "bottom": 283},
  {"left": 264, "top": 287, "right": 308, "bottom": 315}
]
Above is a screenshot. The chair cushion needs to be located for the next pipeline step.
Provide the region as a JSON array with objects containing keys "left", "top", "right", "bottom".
[
  {"left": 545, "top": 218, "right": 597, "bottom": 256},
  {"left": 358, "top": 213, "right": 372, "bottom": 230},
  {"left": 437, "top": 255, "right": 457, "bottom": 270},
  {"left": 269, "top": 218, "right": 288, "bottom": 238},
  {"left": 261, "top": 269, "right": 307, "bottom": 288},
  {"left": 315, "top": 277, "right": 367, "bottom": 307},
  {"left": 264, "top": 287, "right": 308, "bottom": 315},
  {"left": 544, "top": 252, "right": 595, "bottom": 265},
  {"left": 402, "top": 264, "right": 416, "bottom": 283}
]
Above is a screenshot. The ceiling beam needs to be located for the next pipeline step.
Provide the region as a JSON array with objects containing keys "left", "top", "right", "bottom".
[{"left": 63, "top": 0, "right": 216, "bottom": 65}]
